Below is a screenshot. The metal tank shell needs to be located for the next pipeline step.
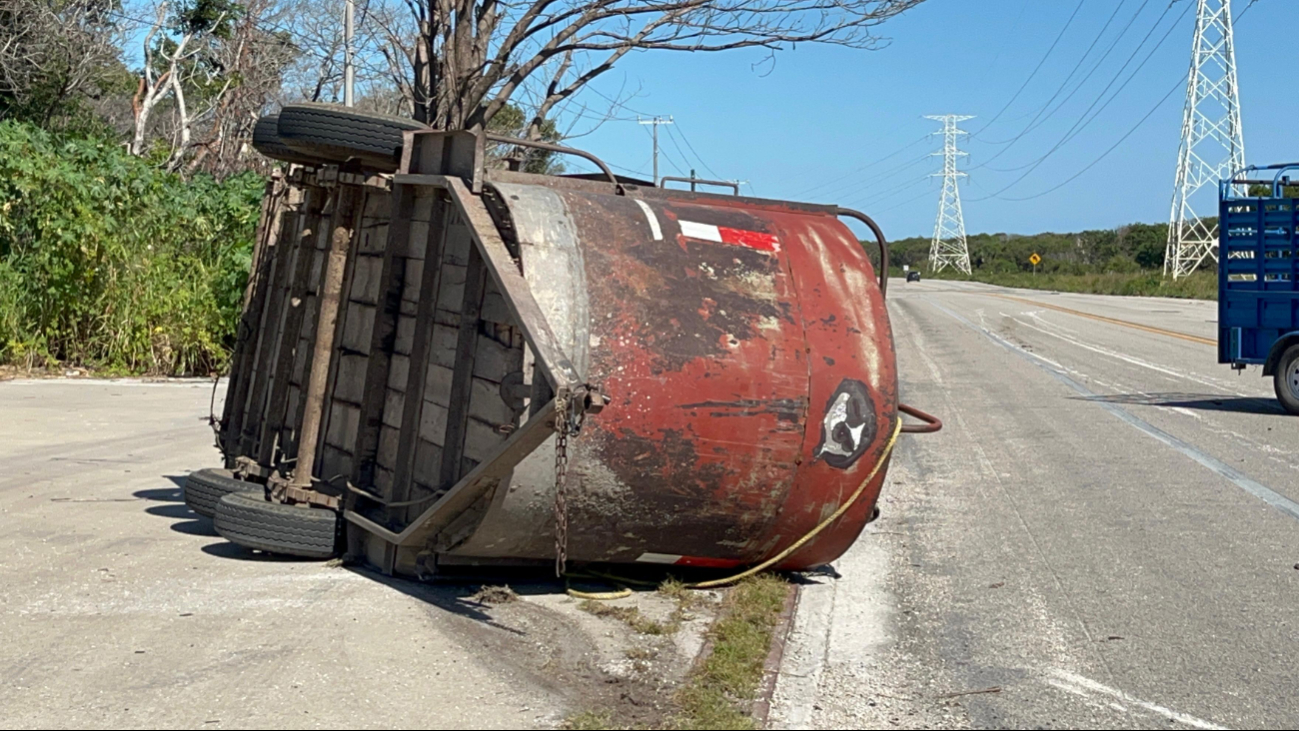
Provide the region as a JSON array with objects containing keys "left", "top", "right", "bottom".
[
  {"left": 216, "top": 131, "right": 910, "bottom": 577},
  {"left": 449, "top": 180, "right": 899, "bottom": 570}
]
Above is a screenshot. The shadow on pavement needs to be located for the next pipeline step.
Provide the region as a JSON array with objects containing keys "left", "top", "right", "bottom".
[
  {"left": 352, "top": 568, "right": 540, "bottom": 632},
  {"left": 1075, "top": 392, "right": 1288, "bottom": 416},
  {"left": 135, "top": 474, "right": 216, "bottom": 536},
  {"left": 199, "top": 541, "right": 320, "bottom": 562}
]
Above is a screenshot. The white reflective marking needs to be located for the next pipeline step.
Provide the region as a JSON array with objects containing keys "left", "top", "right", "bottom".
[
  {"left": 636, "top": 552, "right": 680, "bottom": 564},
  {"left": 679, "top": 220, "right": 723, "bottom": 242},
  {"left": 1047, "top": 669, "right": 1228, "bottom": 730},
  {"left": 634, "top": 199, "right": 663, "bottom": 240},
  {"left": 938, "top": 302, "right": 1299, "bottom": 522}
]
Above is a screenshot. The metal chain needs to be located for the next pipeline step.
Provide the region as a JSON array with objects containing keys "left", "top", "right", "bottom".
[{"left": 553, "top": 389, "right": 571, "bottom": 578}]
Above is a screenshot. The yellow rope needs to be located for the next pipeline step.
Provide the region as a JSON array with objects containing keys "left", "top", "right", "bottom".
[
  {"left": 571, "top": 418, "right": 903, "bottom": 596},
  {"left": 565, "top": 579, "right": 633, "bottom": 600}
]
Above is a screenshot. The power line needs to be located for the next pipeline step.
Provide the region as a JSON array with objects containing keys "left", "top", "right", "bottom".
[
  {"left": 790, "top": 134, "right": 930, "bottom": 199},
  {"left": 841, "top": 172, "right": 933, "bottom": 210},
  {"left": 979, "top": 0, "right": 1032, "bottom": 83},
  {"left": 969, "top": 0, "right": 1194, "bottom": 200},
  {"left": 998, "top": 76, "right": 1185, "bottom": 202},
  {"left": 972, "top": 0, "right": 1263, "bottom": 207},
  {"left": 606, "top": 160, "right": 654, "bottom": 179},
  {"left": 875, "top": 181, "right": 941, "bottom": 217},
  {"left": 669, "top": 123, "right": 724, "bottom": 181},
  {"left": 971, "top": 0, "right": 1181, "bottom": 173},
  {"left": 639, "top": 115, "right": 676, "bottom": 182},
  {"left": 980, "top": 0, "right": 1150, "bottom": 148},
  {"left": 971, "top": 0, "right": 1087, "bottom": 136},
  {"left": 819, "top": 151, "right": 934, "bottom": 203}
]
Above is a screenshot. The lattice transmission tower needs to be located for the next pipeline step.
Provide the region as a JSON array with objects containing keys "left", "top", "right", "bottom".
[
  {"left": 927, "top": 115, "right": 974, "bottom": 275},
  {"left": 1165, "top": 0, "right": 1246, "bottom": 279}
]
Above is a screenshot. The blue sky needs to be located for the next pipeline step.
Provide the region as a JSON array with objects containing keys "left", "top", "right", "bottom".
[{"left": 569, "top": 0, "right": 1297, "bottom": 239}]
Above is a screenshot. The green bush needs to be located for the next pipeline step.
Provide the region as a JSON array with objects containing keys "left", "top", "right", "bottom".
[{"left": 0, "top": 120, "right": 264, "bottom": 375}]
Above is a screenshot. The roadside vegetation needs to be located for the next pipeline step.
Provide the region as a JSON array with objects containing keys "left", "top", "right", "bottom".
[
  {"left": 674, "top": 574, "right": 788, "bottom": 730},
  {"left": 923, "top": 268, "right": 1219, "bottom": 300},
  {"left": 876, "top": 220, "right": 1223, "bottom": 299},
  {"left": 878, "top": 184, "right": 1299, "bottom": 301},
  {"left": 0, "top": 121, "right": 263, "bottom": 375},
  {"left": 567, "top": 574, "right": 789, "bottom": 731}
]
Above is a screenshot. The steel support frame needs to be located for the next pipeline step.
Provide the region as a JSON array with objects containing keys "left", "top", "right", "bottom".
[{"left": 343, "top": 131, "right": 599, "bottom": 574}]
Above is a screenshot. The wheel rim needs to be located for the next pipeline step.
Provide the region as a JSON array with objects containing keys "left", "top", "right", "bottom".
[{"left": 1289, "top": 359, "right": 1299, "bottom": 402}]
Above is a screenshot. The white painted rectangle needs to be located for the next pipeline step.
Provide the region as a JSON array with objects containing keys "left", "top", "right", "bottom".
[{"left": 679, "top": 220, "right": 722, "bottom": 243}]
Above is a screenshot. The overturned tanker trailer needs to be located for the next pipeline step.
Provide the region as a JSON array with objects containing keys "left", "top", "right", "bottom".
[{"left": 200, "top": 106, "right": 940, "bottom": 578}]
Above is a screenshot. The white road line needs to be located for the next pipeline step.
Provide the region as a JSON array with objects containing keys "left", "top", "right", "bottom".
[
  {"left": 633, "top": 199, "right": 662, "bottom": 240},
  {"left": 934, "top": 301, "right": 1299, "bottom": 522},
  {"left": 1006, "top": 311, "right": 1250, "bottom": 396},
  {"left": 1047, "top": 669, "right": 1228, "bottom": 730}
]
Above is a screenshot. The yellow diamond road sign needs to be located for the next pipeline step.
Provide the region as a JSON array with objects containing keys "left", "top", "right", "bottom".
[{"left": 1029, "top": 253, "right": 1042, "bottom": 266}]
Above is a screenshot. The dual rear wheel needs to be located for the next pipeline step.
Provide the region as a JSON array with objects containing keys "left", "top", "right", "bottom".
[{"left": 183, "top": 469, "right": 339, "bottom": 559}]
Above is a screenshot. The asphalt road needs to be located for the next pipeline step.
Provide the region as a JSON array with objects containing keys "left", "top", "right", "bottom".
[{"left": 772, "top": 280, "right": 1299, "bottom": 730}]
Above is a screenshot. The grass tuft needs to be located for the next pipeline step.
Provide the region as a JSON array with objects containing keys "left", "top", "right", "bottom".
[{"left": 673, "top": 574, "right": 789, "bottom": 730}]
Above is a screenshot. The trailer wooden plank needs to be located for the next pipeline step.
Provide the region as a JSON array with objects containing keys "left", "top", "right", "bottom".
[
  {"left": 438, "top": 247, "right": 488, "bottom": 490},
  {"left": 351, "top": 183, "right": 415, "bottom": 490}
]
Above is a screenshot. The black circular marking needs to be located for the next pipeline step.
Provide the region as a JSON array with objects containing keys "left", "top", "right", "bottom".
[{"left": 815, "top": 379, "right": 878, "bottom": 470}]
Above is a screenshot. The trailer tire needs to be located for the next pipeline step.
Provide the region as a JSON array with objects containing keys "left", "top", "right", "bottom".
[
  {"left": 183, "top": 468, "right": 261, "bottom": 519},
  {"left": 214, "top": 491, "right": 339, "bottom": 559},
  {"left": 1274, "top": 344, "right": 1299, "bottom": 416},
  {"left": 252, "top": 114, "right": 327, "bottom": 167},
  {"left": 276, "top": 103, "right": 426, "bottom": 172}
]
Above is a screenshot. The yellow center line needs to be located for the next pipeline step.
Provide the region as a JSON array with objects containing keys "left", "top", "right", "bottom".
[{"left": 985, "top": 293, "right": 1217, "bottom": 347}]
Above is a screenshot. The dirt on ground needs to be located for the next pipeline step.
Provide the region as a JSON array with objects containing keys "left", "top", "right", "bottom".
[{"left": 0, "top": 378, "right": 720, "bottom": 729}]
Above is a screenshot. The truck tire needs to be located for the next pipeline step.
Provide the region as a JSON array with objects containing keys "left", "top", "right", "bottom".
[
  {"left": 252, "top": 114, "right": 327, "bottom": 167},
  {"left": 276, "top": 103, "right": 426, "bottom": 172},
  {"left": 184, "top": 468, "right": 261, "bottom": 519},
  {"left": 1274, "top": 344, "right": 1299, "bottom": 416},
  {"left": 214, "top": 491, "right": 339, "bottom": 559}
]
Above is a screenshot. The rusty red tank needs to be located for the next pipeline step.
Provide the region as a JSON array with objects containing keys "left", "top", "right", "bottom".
[
  {"left": 216, "top": 130, "right": 934, "bottom": 577},
  {"left": 448, "top": 183, "right": 901, "bottom": 571}
]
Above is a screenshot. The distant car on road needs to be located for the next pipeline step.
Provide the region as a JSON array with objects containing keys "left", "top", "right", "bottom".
[
  {"left": 906, "top": 271, "right": 922, "bottom": 283},
  {"left": 1218, "top": 163, "right": 1299, "bottom": 415}
]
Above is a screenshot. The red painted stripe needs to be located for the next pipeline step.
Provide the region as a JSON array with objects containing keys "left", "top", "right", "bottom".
[
  {"left": 674, "top": 555, "right": 745, "bottom": 569},
  {"left": 718, "top": 226, "right": 780, "bottom": 253}
]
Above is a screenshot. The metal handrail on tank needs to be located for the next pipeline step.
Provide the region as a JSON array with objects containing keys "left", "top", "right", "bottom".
[
  {"left": 483, "top": 133, "right": 624, "bottom": 193},
  {"left": 835, "top": 207, "right": 889, "bottom": 299},
  {"left": 899, "top": 403, "right": 942, "bottom": 434},
  {"left": 659, "top": 176, "right": 740, "bottom": 195}
]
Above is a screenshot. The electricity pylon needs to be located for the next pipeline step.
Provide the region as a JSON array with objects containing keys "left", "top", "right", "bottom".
[
  {"left": 1165, "top": 0, "right": 1246, "bottom": 279},
  {"left": 927, "top": 115, "right": 974, "bottom": 275}
]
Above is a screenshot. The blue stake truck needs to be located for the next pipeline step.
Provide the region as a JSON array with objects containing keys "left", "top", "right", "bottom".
[{"left": 1219, "top": 163, "right": 1299, "bottom": 415}]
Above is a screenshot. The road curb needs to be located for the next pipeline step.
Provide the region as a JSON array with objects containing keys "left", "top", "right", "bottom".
[{"left": 753, "top": 582, "right": 800, "bottom": 729}]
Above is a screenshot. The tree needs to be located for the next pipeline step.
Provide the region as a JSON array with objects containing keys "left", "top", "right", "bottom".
[
  {"left": 176, "top": 0, "right": 298, "bottom": 175},
  {"left": 129, "top": 0, "right": 240, "bottom": 158},
  {"left": 1119, "top": 223, "right": 1166, "bottom": 270},
  {"left": 399, "top": 0, "right": 926, "bottom": 136},
  {"left": 486, "top": 102, "right": 563, "bottom": 173},
  {"left": 0, "top": 0, "right": 123, "bottom": 130}
]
